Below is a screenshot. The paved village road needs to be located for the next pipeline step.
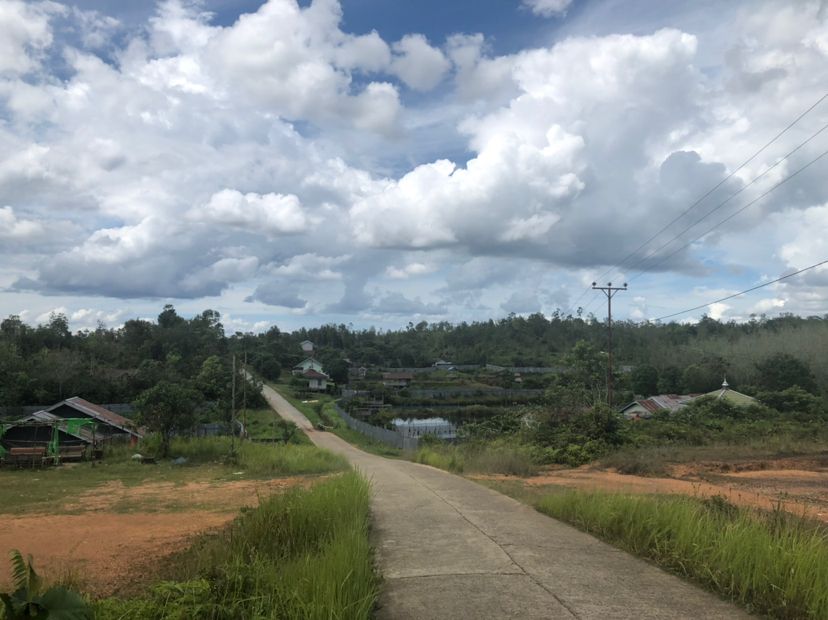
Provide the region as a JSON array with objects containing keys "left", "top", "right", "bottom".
[{"left": 262, "top": 384, "right": 749, "bottom": 619}]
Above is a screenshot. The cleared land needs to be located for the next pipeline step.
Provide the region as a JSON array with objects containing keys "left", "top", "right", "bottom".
[
  {"left": 0, "top": 436, "right": 347, "bottom": 600},
  {"left": 0, "top": 469, "right": 313, "bottom": 597},
  {"left": 474, "top": 453, "right": 828, "bottom": 522}
]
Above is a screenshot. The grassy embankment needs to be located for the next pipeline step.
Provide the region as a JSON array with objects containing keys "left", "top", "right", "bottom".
[
  {"left": 414, "top": 440, "right": 539, "bottom": 476},
  {"left": 532, "top": 490, "right": 828, "bottom": 619},
  {"left": 0, "top": 435, "right": 347, "bottom": 514},
  {"left": 94, "top": 471, "right": 378, "bottom": 620}
]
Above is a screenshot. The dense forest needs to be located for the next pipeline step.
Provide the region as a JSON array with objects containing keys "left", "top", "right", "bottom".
[
  {"left": 1, "top": 307, "right": 827, "bottom": 409},
  {"left": 280, "top": 312, "right": 828, "bottom": 397}
]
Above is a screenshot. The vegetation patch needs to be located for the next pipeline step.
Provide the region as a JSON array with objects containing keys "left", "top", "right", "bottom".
[
  {"left": 243, "top": 408, "right": 308, "bottom": 443},
  {"left": 535, "top": 490, "right": 828, "bottom": 619},
  {"left": 94, "top": 471, "right": 378, "bottom": 620},
  {"left": 415, "top": 439, "right": 540, "bottom": 476},
  {"left": 148, "top": 435, "right": 348, "bottom": 477}
]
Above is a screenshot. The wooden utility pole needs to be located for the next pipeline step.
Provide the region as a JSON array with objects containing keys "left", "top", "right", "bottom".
[
  {"left": 592, "top": 282, "right": 627, "bottom": 408},
  {"left": 231, "top": 354, "right": 236, "bottom": 453},
  {"left": 242, "top": 350, "right": 247, "bottom": 440}
]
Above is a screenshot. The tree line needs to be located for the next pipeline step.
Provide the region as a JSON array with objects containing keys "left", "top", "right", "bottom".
[{"left": 2, "top": 307, "right": 827, "bottom": 410}]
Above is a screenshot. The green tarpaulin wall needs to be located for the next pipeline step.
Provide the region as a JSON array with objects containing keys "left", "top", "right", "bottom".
[
  {"left": 48, "top": 418, "right": 97, "bottom": 457},
  {"left": 0, "top": 418, "right": 95, "bottom": 460}
]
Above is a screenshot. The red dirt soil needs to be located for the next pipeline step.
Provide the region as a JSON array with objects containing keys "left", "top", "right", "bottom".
[
  {"left": 0, "top": 477, "right": 308, "bottom": 597},
  {"left": 474, "top": 456, "right": 828, "bottom": 522}
]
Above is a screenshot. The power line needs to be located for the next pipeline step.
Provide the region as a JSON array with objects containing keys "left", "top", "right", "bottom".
[
  {"left": 562, "top": 92, "right": 828, "bottom": 316},
  {"left": 624, "top": 123, "right": 828, "bottom": 277},
  {"left": 651, "top": 259, "right": 828, "bottom": 322},
  {"left": 581, "top": 143, "right": 827, "bottom": 317},
  {"left": 628, "top": 147, "right": 828, "bottom": 282},
  {"left": 605, "top": 92, "right": 828, "bottom": 278}
]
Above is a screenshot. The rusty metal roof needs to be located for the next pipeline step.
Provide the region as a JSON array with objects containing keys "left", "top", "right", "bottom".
[
  {"left": 302, "top": 369, "right": 329, "bottom": 380},
  {"left": 48, "top": 397, "right": 143, "bottom": 438},
  {"left": 622, "top": 394, "right": 696, "bottom": 415}
]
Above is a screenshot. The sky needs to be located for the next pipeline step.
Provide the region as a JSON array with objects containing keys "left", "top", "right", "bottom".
[{"left": 1, "top": 0, "right": 827, "bottom": 334}]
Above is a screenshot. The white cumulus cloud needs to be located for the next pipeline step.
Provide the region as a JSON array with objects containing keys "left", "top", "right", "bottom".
[{"left": 522, "top": 0, "right": 573, "bottom": 18}]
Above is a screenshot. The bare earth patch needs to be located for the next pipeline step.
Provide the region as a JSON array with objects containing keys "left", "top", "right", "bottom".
[
  {"left": 473, "top": 455, "right": 828, "bottom": 522},
  {"left": 0, "top": 477, "right": 310, "bottom": 597}
]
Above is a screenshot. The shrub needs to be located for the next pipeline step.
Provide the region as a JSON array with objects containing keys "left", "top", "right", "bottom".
[{"left": 1, "top": 550, "right": 92, "bottom": 620}]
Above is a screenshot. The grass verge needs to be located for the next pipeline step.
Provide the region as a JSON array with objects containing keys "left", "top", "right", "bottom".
[
  {"left": 157, "top": 436, "right": 348, "bottom": 477},
  {"left": 94, "top": 471, "right": 378, "bottom": 619},
  {"left": 535, "top": 490, "right": 828, "bottom": 619},
  {"left": 414, "top": 440, "right": 539, "bottom": 476}
]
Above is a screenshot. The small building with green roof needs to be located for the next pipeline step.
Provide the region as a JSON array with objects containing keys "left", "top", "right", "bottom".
[{"left": 704, "top": 378, "right": 757, "bottom": 407}]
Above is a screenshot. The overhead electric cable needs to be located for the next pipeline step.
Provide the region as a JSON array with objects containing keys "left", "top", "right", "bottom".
[
  {"left": 624, "top": 124, "right": 828, "bottom": 277},
  {"left": 581, "top": 140, "right": 828, "bottom": 317},
  {"left": 651, "top": 259, "right": 828, "bottom": 322},
  {"left": 562, "top": 92, "right": 828, "bottom": 316},
  {"left": 628, "top": 147, "right": 828, "bottom": 283},
  {"left": 604, "top": 92, "right": 828, "bottom": 277}
]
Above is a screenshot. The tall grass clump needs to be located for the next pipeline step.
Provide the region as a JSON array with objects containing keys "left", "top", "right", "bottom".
[
  {"left": 536, "top": 491, "right": 828, "bottom": 618},
  {"left": 96, "top": 471, "right": 377, "bottom": 619},
  {"left": 415, "top": 440, "right": 539, "bottom": 476},
  {"left": 416, "top": 445, "right": 464, "bottom": 472},
  {"left": 151, "top": 436, "right": 348, "bottom": 476}
]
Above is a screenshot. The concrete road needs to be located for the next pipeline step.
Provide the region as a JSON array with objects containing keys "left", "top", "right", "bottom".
[{"left": 262, "top": 384, "right": 749, "bottom": 619}]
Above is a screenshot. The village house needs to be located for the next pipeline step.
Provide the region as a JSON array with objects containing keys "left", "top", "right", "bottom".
[
  {"left": 303, "top": 369, "right": 330, "bottom": 391},
  {"left": 348, "top": 365, "right": 368, "bottom": 380},
  {"left": 382, "top": 372, "right": 414, "bottom": 389},
  {"left": 42, "top": 397, "right": 143, "bottom": 443},
  {"left": 620, "top": 394, "right": 697, "bottom": 420},
  {"left": 292, "top": 357, "right": 326, "bottom": 375},
  {"left": 620, "top": 379, "right": 757, "bottom": 420},
  {"left": 0, "top": 397, "right": 143, "bottom": 465}
]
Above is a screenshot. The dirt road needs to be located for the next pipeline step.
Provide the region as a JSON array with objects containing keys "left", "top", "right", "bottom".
[{"left": 263, "top": 385, "right": 749, "bottom": 619}]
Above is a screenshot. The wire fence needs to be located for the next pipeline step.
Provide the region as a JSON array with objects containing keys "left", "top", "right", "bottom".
[{"left": 333, "top": 402, "right": 421, "bottom": 451}]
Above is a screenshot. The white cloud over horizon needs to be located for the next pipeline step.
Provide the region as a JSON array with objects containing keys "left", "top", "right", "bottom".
[{"left": 1, "top": 0, "right": 827, "bottom": 333}]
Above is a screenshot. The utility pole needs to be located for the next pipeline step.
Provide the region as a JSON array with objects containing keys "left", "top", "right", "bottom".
[
  {"left": 242, "top": 350, "right": 247, "bottom": 440},
  {"left": 592, "top": 282, "right": 627, "bottom": 409},
  {"left": 231, "top": 354, "right": 236, "bottom": 454}
]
